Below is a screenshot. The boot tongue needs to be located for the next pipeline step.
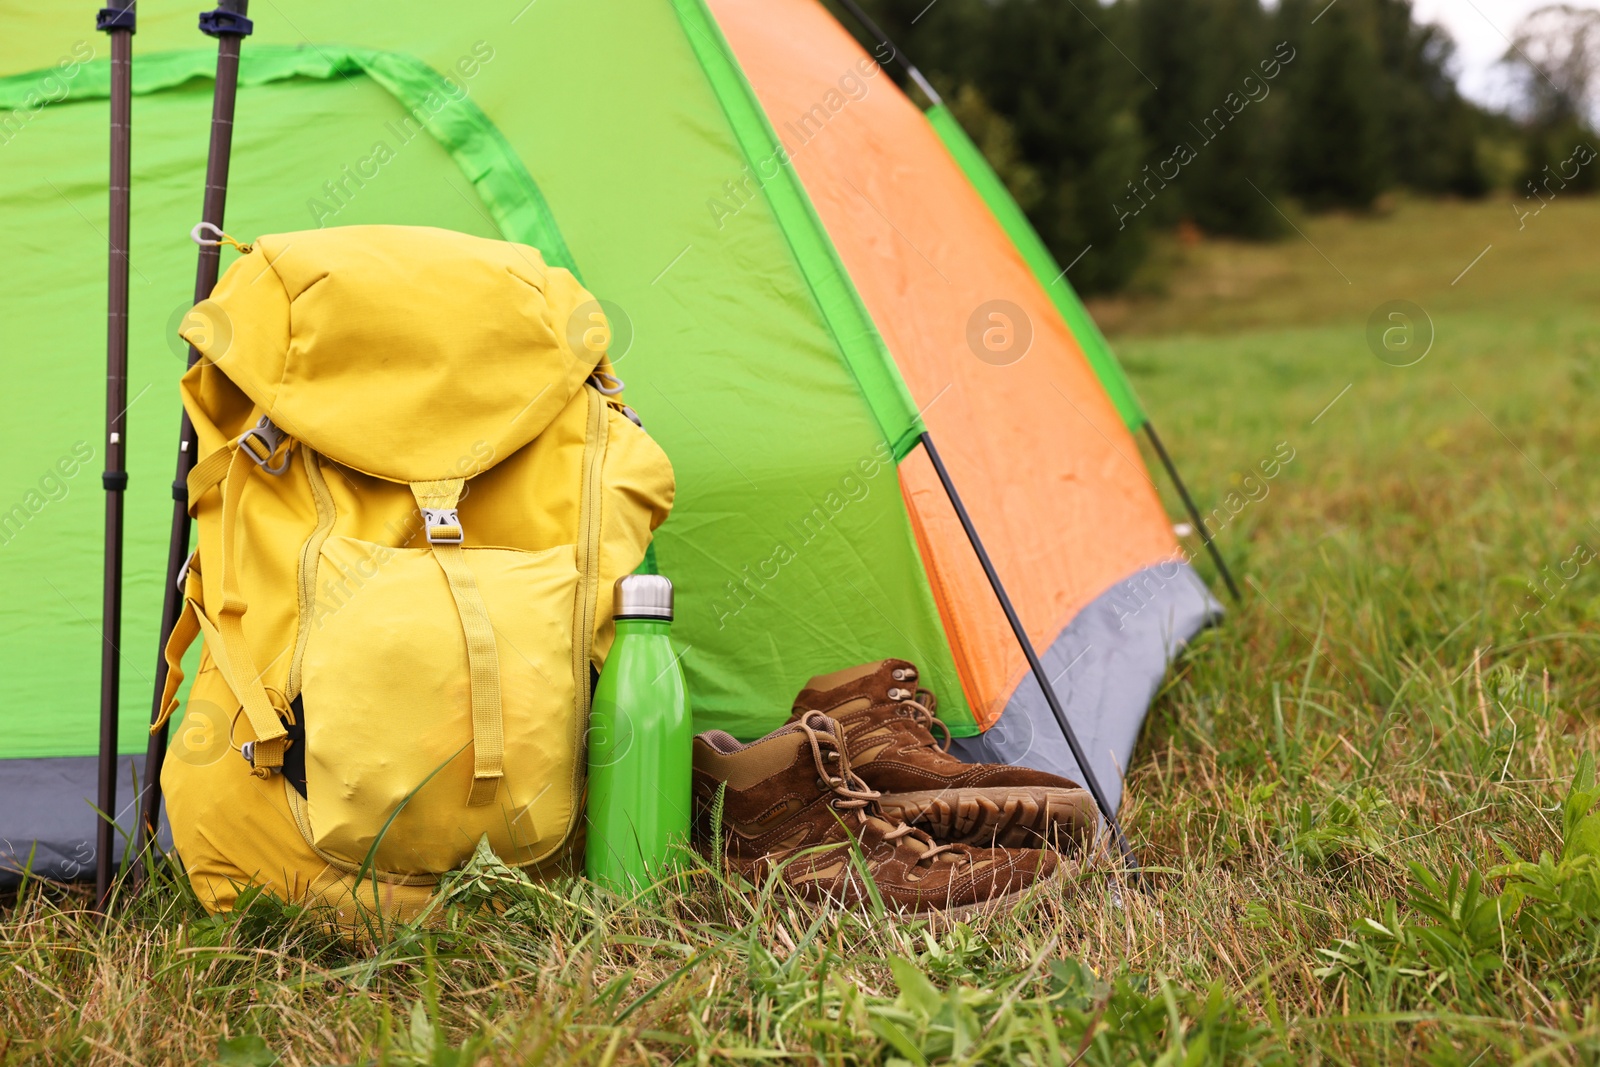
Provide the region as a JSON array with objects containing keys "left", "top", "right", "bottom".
[
  {"left": 899, "top": 702, "right": 945, "bottom": 750},
  {"left": 794, "top": 711, "right": 842, "bottom": 740},
  {"left": 782, "top": 713, "right": 846, "bottom": 760},
  {"left": 793, "top": 711, "right": 870, "bottom": 784}
]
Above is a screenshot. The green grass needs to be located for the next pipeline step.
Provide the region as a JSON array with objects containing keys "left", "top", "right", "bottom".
[{"left": 6, "top": 194, "right": 1600, "bottom": 1064}]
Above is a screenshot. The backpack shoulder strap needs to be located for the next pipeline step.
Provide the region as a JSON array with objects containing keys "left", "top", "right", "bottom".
[{"left": 185, "top": 448, "right": 230, "bottom": 516}]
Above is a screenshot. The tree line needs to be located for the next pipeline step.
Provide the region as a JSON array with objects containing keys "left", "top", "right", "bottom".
[{"left": 830, "top": 0, "right": 1599, "bottom": 292}]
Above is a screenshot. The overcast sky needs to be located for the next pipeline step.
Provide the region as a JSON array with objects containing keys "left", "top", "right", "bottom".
[{"left": 1410, "top": 0, "right": 1600, "bottom": 109}]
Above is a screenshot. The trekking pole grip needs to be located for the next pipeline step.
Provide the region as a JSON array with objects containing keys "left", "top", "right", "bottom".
[
  {"left": 95, "top": 0, "right": 136, "bottom": 33},
  {"left": 199, "top": 0, "right": 251, "bottom": 37}
]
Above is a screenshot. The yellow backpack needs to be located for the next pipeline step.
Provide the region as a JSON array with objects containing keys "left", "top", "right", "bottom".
[{"left": 154, "top": 225, "right": 674, "bottom": 921}]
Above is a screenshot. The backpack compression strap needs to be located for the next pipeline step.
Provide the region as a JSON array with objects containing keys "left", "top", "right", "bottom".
[
  {"left": 410, "top": 479, "right": 505, "bottom": 807},
  {"left": 183, "top": 415, "right": 285, "bottom": 515}
]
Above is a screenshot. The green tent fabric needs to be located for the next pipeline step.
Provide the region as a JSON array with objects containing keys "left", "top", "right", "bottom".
[{"left": 2, "top": 45, "right": 579, "bottom": 274}]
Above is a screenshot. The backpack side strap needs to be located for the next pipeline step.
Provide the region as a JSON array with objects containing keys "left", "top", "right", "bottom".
[
  {"left": 150, "top": 554, "right": 293, "bottom": 775},
  {"left": 410, "top": 478, "right": 504, "bottom": 807},
  {"left": 164, "top": 423, "right": 296, "bottom": 776},
  {"left": 211, "top": 444, "right": 293, "bottom": 773},
  {"left": 151, "top": 559, "right": 206, "bottom": 736}
]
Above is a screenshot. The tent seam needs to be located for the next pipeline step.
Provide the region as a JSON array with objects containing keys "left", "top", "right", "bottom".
[
  {"left": 669, "top": 0, "right": 924, "bottom": 461},
  {"left": 923, "top": 104, "right": 1147, "bottom": 430},
  {"left": 0, "top": 47, "right": 578, "bottom": 277}
]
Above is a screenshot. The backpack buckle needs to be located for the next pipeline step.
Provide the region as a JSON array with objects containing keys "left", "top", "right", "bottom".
[
  {"left": 239, "top": 741, "right": 280, "bottom": 773},
  {"left": 423, "top": 508, "right": 464, "bottom": 545},
  {"left": 238, "top": 416, "right": 289, "bottom": 474}
]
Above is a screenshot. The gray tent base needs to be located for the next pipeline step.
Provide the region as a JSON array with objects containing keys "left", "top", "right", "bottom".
[
  {"left": 951, "top": 560, "right": 1222, "bottom": 814},
  {"left": 0, "top": 755, "right": 171, "bottom": 887}
]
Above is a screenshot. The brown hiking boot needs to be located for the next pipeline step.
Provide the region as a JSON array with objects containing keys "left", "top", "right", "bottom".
[
  {"left": 692, "top": 711, "right": 1061, "bottom": 916},
  {"left": 790, "top": 660, "right": 1097, "bottom": 849}
]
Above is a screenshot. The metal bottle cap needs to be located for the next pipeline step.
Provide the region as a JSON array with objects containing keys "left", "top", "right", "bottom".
[{"left": 614, "top": 573, "right": 673, "bottom": 621}]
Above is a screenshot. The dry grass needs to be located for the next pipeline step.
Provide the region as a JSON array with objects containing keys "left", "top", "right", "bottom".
[
  {"left": 5, "top": 194, "right": 1600, "bottom": 1064},
  {"left": 1087, "top": 193, "right": 1600, "bottom": 338}
]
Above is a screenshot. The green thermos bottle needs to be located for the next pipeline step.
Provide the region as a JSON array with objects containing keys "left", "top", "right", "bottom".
[{"left": 585, "top": 573, "right": 693, "bottom": 893}]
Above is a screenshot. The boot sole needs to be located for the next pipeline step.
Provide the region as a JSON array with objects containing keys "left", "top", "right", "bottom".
[
  {"left": 935, "top": 858, "right": 1070, "bottom": 922},
  {"left": 876, "top": 787, "right": 1097, "bottom": 849},
  {"left": 758, "top": 842, "right": 1073, "bottom": 919},
  {"left": 807, "top": 855, "right": 1069, "bottom": 921}
]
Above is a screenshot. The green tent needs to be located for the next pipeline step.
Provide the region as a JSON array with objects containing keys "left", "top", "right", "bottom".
[{"left": 0, "top": 0, "right": 1218, "bottom": 885}]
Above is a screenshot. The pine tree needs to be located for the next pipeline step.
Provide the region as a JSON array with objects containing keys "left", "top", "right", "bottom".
[
  {"left": 859, "top": 0, "right": 1153, "bottom": 291},
  {"left": 832, "top": 0, "right": 1505, "bottom": 292},
  {"left": 1280, "top": 0, "right": 1388, "bottom": 209},
  {"left": 1373, "top": 0, "right": 1489, "bottom": 196},
  {"left": 1131, "top": 0, "right": 1211, "bottom": 229},
  {"left": 977, "top": 1, "right": 1154, "bottom": 290},
  {"left": 1130, "top": 0, "right": 1286, "bottom": 236}
]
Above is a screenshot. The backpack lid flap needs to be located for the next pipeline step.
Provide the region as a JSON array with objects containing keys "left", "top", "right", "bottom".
[{"left": 181, "top": 225, "right": 603, "bottom": 482}]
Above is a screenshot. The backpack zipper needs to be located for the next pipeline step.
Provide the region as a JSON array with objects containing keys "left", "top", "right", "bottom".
[
  {"left": 287, "top": 447, "right": 337, "bottom": 702},
  {"left": 568, "top": 386, "right": 609, "bottom": 822}
]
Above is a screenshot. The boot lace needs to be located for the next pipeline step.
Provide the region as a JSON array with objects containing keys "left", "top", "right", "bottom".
[
  {"left": 796, "top": 710, "right": 954, "bottom": 865},
  {"left": 894, "top": 687, "right": 953, "bottom": 753}
]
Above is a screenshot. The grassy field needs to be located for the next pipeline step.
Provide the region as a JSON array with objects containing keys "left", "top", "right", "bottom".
[{"left": 5, "top": 194, "right": 1600, "bottom": 1064}]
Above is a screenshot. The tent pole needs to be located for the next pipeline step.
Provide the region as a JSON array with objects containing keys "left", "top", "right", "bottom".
[
  {"left": 918, "top": 432, "right": 1138, "bottom": 872},
  {"left": 94, "top": 0, "right": 136, "bottom": 910},
  {"left": 832, "top": 2, "right": 1239, "bottom": 609},
  {"left": 1143, "top": 421, "right": 1240, "bottom": 602},
  {"left": 131, "top": 0, "right": 254, "bottom": 889},
  {"left": 831, "top": 0, "right": 943, "bottom": 106}
]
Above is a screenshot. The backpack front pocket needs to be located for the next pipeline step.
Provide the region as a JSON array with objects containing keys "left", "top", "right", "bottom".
[{"left": 297, "top": 534, "right": 582, "bottom": 875}]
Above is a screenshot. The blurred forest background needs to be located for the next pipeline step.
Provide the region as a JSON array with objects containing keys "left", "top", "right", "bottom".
[{"left": 829, "top": 0, "right": 1600, "bottom": 293}]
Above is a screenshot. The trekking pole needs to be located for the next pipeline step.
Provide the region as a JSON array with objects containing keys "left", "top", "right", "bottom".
[
  {"left": 919, "top": 432, "right": 1140, "bottom": 875},
  {"left": 130, "top": 0, "right": 253, "bottom": 888},
  {"left": 93, "top": 0, "right": 136, "bottom": 910}
]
